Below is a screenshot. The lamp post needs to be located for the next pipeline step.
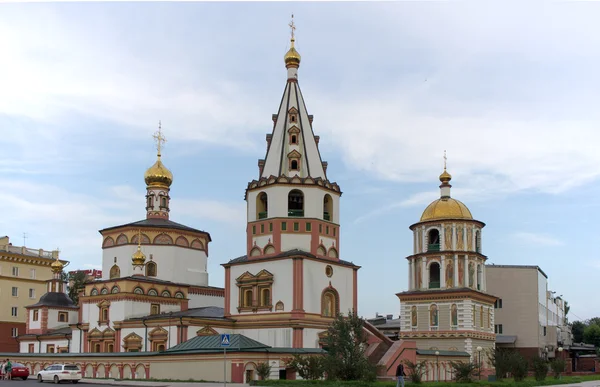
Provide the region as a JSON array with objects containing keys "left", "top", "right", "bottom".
[
  {"left": 435, "top": 351, "right": 440, "bottom": 381},
  {"left": 558, "top": 347, "right": 564, "bottom": 378},
  {"left": 476, "top": 346, "right": 483, "bottom": 380}
]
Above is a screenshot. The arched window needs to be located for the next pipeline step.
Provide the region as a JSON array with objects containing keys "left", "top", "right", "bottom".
[
  {"left": 109, "top": 264, "right": 120, "bottom": 279},
  {"left": 475, "top": 230, "right": 481, "bottom": 253},
  {"left": 100, "top": 288, "right": 109, "bottom": 295},
  {"left": 101, "top": 308, "right": 109, "bottom": 322},
  {"left": 133, "top": 287, "right": 144, "bottom": 295},
  {"left": 291, "top": 134, "right": 297, "bottom": 144},
  {"left": 148, "top": 289, "right": 158, "bottom": 296},
  {"left": 256, "top": 192, "right": 268, "bottom": 219},
  {"left": 411, "top": 306, "right": 418, "bottom": 327},
  {"left": 91, "top": 289, "right": 99, "bottom": 296},
  {"left": 290, "top": 160, "right": 299, "bottom": 170},
  {"left": 288, "top": 190, "right": 304, "bottom": 217},
  {"left": 427, "top": 229, "right": 440, "bottom": 251},
  {"left": 244, "top": 290, "right": 253, "bottom": 307},
  {"left": 161, "top": 290, "right": 171, "bottom": 297},
  {"left": 477, "top": 264, "right": 482, "bottom": 290},
  {"left": 261, "top": 288, "right": 270, "bottom": 306},
  {"left": 161, "top": 197, "right": 167, "bottom": 208},
  {"left": 146, "top": 261, "right": 157, "bottom": 277},
  {"left": 429, "top": 262, "right": 441, "bottom": 289},
  {"left": 111, "top": 286, "right": 119, "bottom": 294},
  {"left": 321, "top": 288, "right": 338, "bottom": 317},
  {"left": 175, "top": 292, "right": 185, "bottom": 299},
  {"left": 146, "top": 195, "right": 153, "bottom": 209},
  {"left": 323, "top": 194, "right": 333, "bottom": 221},
  {"left": 430, "top": 305, "right": 439, "bottom": 327}
]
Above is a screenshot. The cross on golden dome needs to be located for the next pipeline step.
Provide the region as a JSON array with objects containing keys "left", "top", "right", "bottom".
[
  {"left": 289, "top": 14, "right": 296, "bottom": 41},
  {"left": 152, "top": 121, "right": 167, "bottom": 157},
  {"left": 284, "top": 14, "right": 301, "bottom": 68}
]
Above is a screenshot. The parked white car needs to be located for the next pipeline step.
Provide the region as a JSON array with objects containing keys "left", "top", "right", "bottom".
[{"left": 37, "top": 364, "right": 82, "bottom": 384}]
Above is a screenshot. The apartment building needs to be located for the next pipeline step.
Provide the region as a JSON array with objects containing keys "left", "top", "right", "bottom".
[
  {"left": 0, "top": 236, "right": 67, "bottom": 352},
  {"left": 486, "top": 265, "right": 572, "bottom": 360}
]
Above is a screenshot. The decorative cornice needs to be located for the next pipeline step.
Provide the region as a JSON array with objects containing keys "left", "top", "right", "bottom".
[
  {"left": 396, "top": 288, "right": 497, "bottom": 304},
  {"left": 399, "top": 329, "right": 495, "bottom": 341},
  {"left": 406, "top": 251, "right": 488, "bottom": 260},
  {"left": 409, "top": 218, "right": 486, "bottom": 230},
  {"left": 245, "top": 174, "right": 341, "bottom": 199}
]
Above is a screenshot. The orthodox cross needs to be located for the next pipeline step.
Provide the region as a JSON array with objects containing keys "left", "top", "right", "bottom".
[
  {"left": 289, "top": 14, "right": 296, "bottom": 41},
  {"left": 152, "top": 121, "right": 167, "bottom": 157},
  {"left": 443, "top": 150, "right": 447, "bottom": 170}
]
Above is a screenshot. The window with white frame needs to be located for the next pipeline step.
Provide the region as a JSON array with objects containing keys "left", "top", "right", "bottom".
[
  {"left": 29, "top": 289, "right": 35, "bottom": 299},
  {"left": 12, "top": 267, "right": 19, "bottom": 276},
  {"left": 11, "top": 307, "right": 18, "bottom": 317},
  {"left": 30, "top": 268, "right": 36, "bottom": 279},
  {"left": 11, "top": 328, "right": 18, "bottom": 337},
  {"left": 12, "top": 287, "right": 18, "bottom": 297}
]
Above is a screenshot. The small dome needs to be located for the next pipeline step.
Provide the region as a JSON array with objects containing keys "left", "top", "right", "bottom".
[
  {"left": 284, "top": 39, "right": 301, "bottom": 68},
  {"left": 439, "top": 169, "right": 452, "bottom": 184},
  {"left": 51, "top": 258, "right": 64, "bottom": 273},
  {"left": 131, "top": 245, "right": 146, "bottom": 265},
  {"left": 420, "top": 198, "right": 473, "bottom": 222},
  {"left": 144, "top": 156, "right": 173, "bottom": 188}
]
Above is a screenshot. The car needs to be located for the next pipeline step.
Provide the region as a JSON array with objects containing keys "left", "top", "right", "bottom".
[
  {"left": 37, "top": 364, "right": 82, "bottom": 384},
  {"left": 10, "top": 362, "right": 30, "bottom": 380}
]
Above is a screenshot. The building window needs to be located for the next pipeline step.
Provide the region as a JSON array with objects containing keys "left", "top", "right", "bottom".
[
  {"left": 323, "top": 194, "right": 333, "bottom": 221},
  {"left": 319, "top": 224, "right": 322, "bottom": 233},
  {"left": 290, "top": 159, "right": 299, "bottom": 170},
  {"left": 428, "top": 262, "right": 441, "bottom": 289},
  {"left": 243, "top": 289, "right": 253, "bottom": 307},
  {"left": 293, "top": 222, "right": 299, "bottom": 231},
  {"left": 161, "top": 197, "right": 167, "bottom": 208},
  {"left": 326, "top": 226, "right": 329, "bottom": 235},
  {"left": 427, "top": 229, "right": 441, "bottom": 252},
  {"left": 495, "top": 324, "right": 503, "bottom": 334},
  {"left": 28, "top": 344, "right": 34, "bottom": 353},
  {"left": 146, "top": 261, "right": 157, "bottom": 277},
  {"left": 11, "top": 287, "right": 18, "bottom": 297},
  {"left": 291, "top": 134, "right": 297, "bottom": 144},
  {"left": 236, "top": 270, "right": 274, "bottom": 312},
  {"left": 306, "top": 222, "right": 312, "bottom": 232},
  {"left": 281, "top": 222, "right": 287, "bottom": 231},
  {"left": 11, "top": 307, "right": 17, "bottom": 317},
  {"left": 58, "top": 312, "right": 68, "bottom": 323},
  {"left": 99, "top": 305, "right": 109, "bottom": 324},
  {"left": 12, "top": 267, "right": 19, "bottom": 276},
  {"left": 495, "top": 299, "right": 503, "bottom": 308},
  {"left": 29, "top": 289, "right": 35, "bottom": 299},
  {"left": 147, "top": 195, "right": 153, "bottom": 208},
  {"left": 11, "top": 328, "right": 18, "bottom": 337},
  {"left": 46, "top": 344, "right": 55, "bottom": 353},
  {"left": 269, "top": 223, "right": 273, "bottom": 232},
  {"left": 260, "top": 288, "right": 271, "bottom": 307},
  {"left": 33, "top": 310, "right": 39, "bottom": 321},
  {"left": 151, "top": 304, "right": 160, "bottom": 315},
  {"left": 110, "top": 264, "right": 120, "bottom": 279},
  {"left": 260, "top": 224, "right": 264, "bottom": 233},
  {"left": 256, "top": 192, "right": 268, "bottom": 219},
  {"left": 480, "top": 306, "right": 484, "bottom": 328},
  {"left": 321, "top": 288, "right": 339, "bottom": 317},
  {"left": 252, "top": 225, "right": 256, "bottom": 235},
  {"left": 543, "top": 326, "right": 547, "bottom": 336},
  {"left": 333, "top": 228, "right": 336, "bottom": 237},
  {"left": 288, "top": 190, "right": 304, "bottom": 217},
  {"left": 30, "top": 269, "right": 36, "bottom": 279}
]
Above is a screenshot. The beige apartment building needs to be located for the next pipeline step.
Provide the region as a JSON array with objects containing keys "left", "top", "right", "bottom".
[
  {"left": 0, "top": 236, "right": 67, "bottom": 352},
  {"left": 486, "top": 265, "right": 571, "bottom": 360}
]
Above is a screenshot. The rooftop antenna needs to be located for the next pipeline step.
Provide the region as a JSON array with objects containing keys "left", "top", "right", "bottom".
[{"left": 23, "top": 232, "right": 28, "bottom": 246}]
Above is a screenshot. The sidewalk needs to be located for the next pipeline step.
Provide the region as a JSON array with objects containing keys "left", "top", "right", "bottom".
[{"left": 82, "top": 379, "right": 248, "bottom": 387}]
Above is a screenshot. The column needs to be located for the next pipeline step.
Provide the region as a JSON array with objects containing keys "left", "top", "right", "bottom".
[
  {"left": 464, "top": 255, "right": 469, "bottom": 288},
  {"left": 421, "top": 226, "right": 426, "bottom": 253},
  {"left": 408, "top": 260, "right": 413, "bottom": 289},
  {"left": 414, "top": 230, "right": 418, "bottom": 254},
  {"left": 441, "top": 255, "right": 446, "bottom": 288},
  {"left": 440, "top": 226, "right": 445, "bottom": 251},
  {"left": 463, "top": 224, "right": 468, "bottom": 249},
  {"left": 454, "top": 254, "right": 459, "bottom": 287},
  {"left": 481, "top": 264, "right": 486, "bottom": 292},
  {"left": 421, "top": 258, "right": 427, "bottom": 289},
  {"left": 452, "top": 223, "right": 456, "bottom": 250}
]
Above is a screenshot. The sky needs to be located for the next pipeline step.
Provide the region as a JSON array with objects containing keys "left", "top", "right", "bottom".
[{"left": 1, "top": 2, "right": 599, "bottom": 322}]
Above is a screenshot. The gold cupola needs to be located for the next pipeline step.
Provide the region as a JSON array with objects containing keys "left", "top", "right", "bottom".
[
  {"left": 420, "top": 153, "right": 473, "bottom": 222},
  {"left": 132, "top": 230, "right": 146, "bottom": 266},
  {"left": 284, "top": 15, "right": 301, "bottom": 68},
  {"left": 144, "top": 122, "right": 173, "bottom": 188},
  {"left": 50, "top": 256, "right": 64, "bottom": 274}
]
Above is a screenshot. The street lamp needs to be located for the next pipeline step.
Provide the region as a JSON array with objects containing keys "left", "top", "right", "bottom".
[
  {"left": 557, "top": 347, "right": 564, "bottom": 378},
  {"left": 476, "top": 346, "right": 483, "bottom": 380},
  {"left": 435, "top": 351, "right": 440, "bottom": 381}
]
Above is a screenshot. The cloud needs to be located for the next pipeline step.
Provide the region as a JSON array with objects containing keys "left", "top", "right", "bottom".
[{"left": 513, "top": 232, "right": 564, "bottom": 247}]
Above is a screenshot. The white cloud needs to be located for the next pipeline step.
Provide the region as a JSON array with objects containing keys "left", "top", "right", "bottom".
[{"left": 513, "top": 232, "right": 564, "bottom": 247}]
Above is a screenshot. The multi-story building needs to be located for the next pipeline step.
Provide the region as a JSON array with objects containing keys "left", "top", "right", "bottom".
[
  {"left": 486, "top": 265, "right": 572, "bottom": 360},
  {"left": 0, "top": 236, "right": 66, "bottom": 352}
]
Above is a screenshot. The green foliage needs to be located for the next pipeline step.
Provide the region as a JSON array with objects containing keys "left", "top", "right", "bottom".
[
  {"left": 490, "top": 349, "right": 519, "bottom": 380},
  {"left": 549, "top": 358, "right": 566, "bottom": 379},
  {"left": 285, "top": 355, "right": 325, "bottom": 380},
  {"left": 583, "top": 323, "right": 600, "bottom": 347},
  {"left": 571, "top": 321, "right": 586, "bottom": 343},
  {"left": 449, "top": 361, "right": 477, "bottom": 383},
  {"left": 256, "top": 362, "right": 272, "bottom": 381},
  {"left": 65, "top": 270, "right": 88, "bottom": 305},
  {"left": 323, "top": 310, "right": 376, "bottom": 381},
  {"left": 531, "top": 356, "right": 548, "bottom": 381},
  {"left": 402, "top": 359, "right": 427, "bottom": 384},
  {"left": 511, "top": 353, "right": 529, "bottom": 382},
  {"left": 563, "top": 301, "right": 570, "bottom": 323}
]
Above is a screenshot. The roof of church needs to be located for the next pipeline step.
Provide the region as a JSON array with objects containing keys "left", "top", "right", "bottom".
[
  {"left": 99, "top": 218, "right": 211, "bottom": 240},
  {"left": 18, "top": 326, "right": 72, "bottom": 339},
  {"left": 225, "top": 249, "right": 359, "bottom": 268},
  {"left": 125, "top": 306, "right": 228, "bottom": 322},
  {"left": 89, "top": 276, "right": 224, "bottom": 292},
  {"left": 27, "top": 292, "right": 78, "bottom": 309}
]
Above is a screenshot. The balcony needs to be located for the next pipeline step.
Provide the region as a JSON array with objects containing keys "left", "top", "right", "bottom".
[
  {"left": 427, "top": 243, "right": 440, "bottom": 252},
  {"left": 258, "top": 211, "right": 268, "bottom": 219},
  {"left": 323, "top": 212, "right": 331, "bottom": 221},
  {"left": 429, "top": 281, "right": 440, "bottom": 289},
  {"left": 288, "top": 209, "right": 304, "bottom": 217}
]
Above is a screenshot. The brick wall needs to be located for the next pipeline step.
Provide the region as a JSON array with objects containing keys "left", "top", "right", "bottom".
[{"left": 0, "top": 322, "right": 26, "bottom": 352}]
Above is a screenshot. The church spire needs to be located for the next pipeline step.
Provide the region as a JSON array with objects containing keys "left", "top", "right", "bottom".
[
  {"left": 144, "top": 122, "right": 173, "bottom": 219},
  {"left": 259, "top": 17, "right": 327, "bottom": 180}
]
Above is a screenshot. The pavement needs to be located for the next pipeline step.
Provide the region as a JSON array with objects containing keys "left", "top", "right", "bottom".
[{"left": 0, "top": 378, "right": 248, "bottom": 387}]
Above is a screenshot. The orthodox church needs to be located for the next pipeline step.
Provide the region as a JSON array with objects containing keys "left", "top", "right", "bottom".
[{"left": 17, "top": 19, "right": 358, "bottom": 357}]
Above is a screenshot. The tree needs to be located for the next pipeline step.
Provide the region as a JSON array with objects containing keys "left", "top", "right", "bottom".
[
  {"left": 587, "top": 317, "right": 600, "bottom": 328},
  {"left": 488, "top": 348, "right": 516, "bottom": 380},
  {"left": 63, "top": 271, "right": 89, "bottom": 305},
  {"left": 285, "top": 355, "right": 325, "bottom": 380},
  {"left": 564, "top": 301, "right": 570, "bottom": 323},
  {"left": 550, "top": 358, "right": 566, "bottom": 379},
  {"left": 583, "top": 323, "right": 600, "bottom": 348},
  {"left": 256, "top": 362, "right": 271, "bottom": 380},
  {"left": 323, "top": 310, "right": 376, "bottom": 381},
  {"left": 510, "top": 353, "right": 529, "bottom": 382},
  {"left": 531, "top": 356, "right": 548, "bottom": 381},
  {"left": 449, "top": 361, "right": 477, "bottom": 382},
  {"left": 403, "top": 359, "right": 427, "bottom": 384},
  {"left": 572, "top": 321, "right": 586, "bottom": 343}
]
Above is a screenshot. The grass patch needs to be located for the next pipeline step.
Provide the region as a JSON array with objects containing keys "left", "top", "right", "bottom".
[{"left": 251, "top": 374, "right": 600, "bottom": 387}]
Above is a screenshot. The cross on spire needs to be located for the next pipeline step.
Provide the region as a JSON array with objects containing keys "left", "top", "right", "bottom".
[
  {"left": 152, "top": 121, "right": 167, "bottom": 157},
  {"left": 289, "top": 14, "right": 296, "bottom": 41},
  {"left": 443, "top": 150, "right": 447, "bottom": 170}
]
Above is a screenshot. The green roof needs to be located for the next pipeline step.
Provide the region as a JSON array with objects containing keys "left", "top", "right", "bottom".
[
  {"left": 417, "top": 349, "right": 470, "bottom": 357},
  {"left": 167, "top": 334, "right": 269, "bottom": 353}
]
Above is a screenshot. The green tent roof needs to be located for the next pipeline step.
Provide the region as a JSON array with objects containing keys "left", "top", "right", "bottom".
[{"left": 167, "top": 334, "right": 269, "bottom": 353}]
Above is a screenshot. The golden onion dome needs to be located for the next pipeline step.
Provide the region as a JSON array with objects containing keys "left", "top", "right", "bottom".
[
  {"left": 284, "top": 38, "right": 301, "bottom": 68},
  {"left": 439, "top": 169, "right": 452, "bottom": 183},
  {"left": 50, "top": 258, "right": 64, "bottom": 273},
  {"left": 144, "top": 155, "right": 173, "bottom": 188},
  {"left": 131, "top": 245, "right": 146, "bottom": 265},
  {"left": 420, "top": 197, "right": 473, "bottom": 222}
]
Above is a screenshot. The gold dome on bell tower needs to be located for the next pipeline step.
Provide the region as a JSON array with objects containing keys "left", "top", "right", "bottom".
[{"left": 144, "top": 122, "right": 173, "bottom": 188}]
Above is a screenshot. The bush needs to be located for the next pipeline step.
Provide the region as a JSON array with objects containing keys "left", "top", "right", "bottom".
[
  {"left": 531, "top": 356, "right": 548, "bottom": 381},
  {"left": 511, "top": 353, "right": 529, "bottom": 382},
  {"left": 285, "top": 355, "right": 325, "bottom": 380},
  {"left": 449, "top": 361, "right": 478, "bottom": 383},
  {"left": 402, "top": 359, "right": 427, "bottom": 384},
  {"left": 550, "top": 358, "right": 566, "bottom": 379},
  {"left": 256, "top": 362, "right": 272, "bottom": 381},
  {"left": 491, "top": 349, "right": 517, "bottom": 380}
]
